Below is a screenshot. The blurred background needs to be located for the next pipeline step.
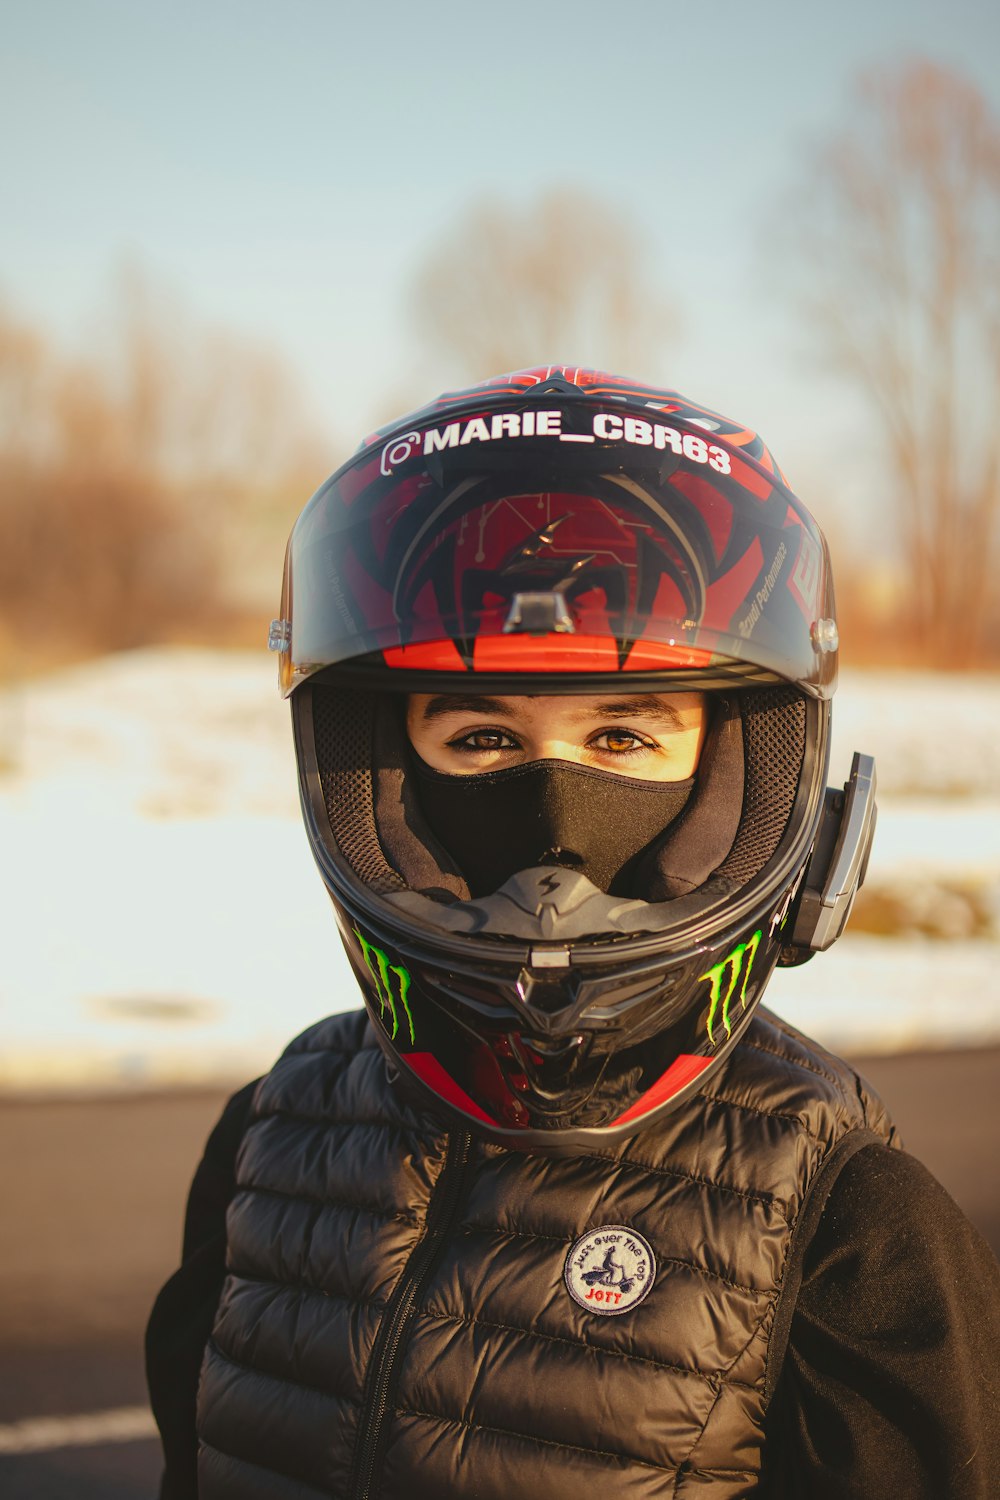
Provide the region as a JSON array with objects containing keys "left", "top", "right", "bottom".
[{"left": 1, "top": 2, "right": 999, "bottom": 1494}]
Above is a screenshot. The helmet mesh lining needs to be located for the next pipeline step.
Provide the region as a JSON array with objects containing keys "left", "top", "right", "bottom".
[
  {"left": 716, "top": 687, "right": 805, "bottom": 882},
  {"left": 314, "top": 687, "right": 406, "bottom": 892}
]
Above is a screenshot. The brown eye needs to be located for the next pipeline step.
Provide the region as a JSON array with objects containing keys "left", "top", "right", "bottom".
[
  {"left": 451, "top": 729, "right": 519, "bottom": 753},
  {"left": 591, "top": 729, "right": 652, "bottom": 755},
  {"left": 602, "top": 730, "right": 641, "bottom": 753}
]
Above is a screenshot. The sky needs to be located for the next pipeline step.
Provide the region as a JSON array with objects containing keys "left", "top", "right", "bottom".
[{"left": 3, "top": 0, "right": 999, "bottom": 540}]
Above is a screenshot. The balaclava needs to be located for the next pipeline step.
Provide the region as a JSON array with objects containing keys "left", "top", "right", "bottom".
[{"left": 409, "top": 754, "right": 694, "bottom": 899}]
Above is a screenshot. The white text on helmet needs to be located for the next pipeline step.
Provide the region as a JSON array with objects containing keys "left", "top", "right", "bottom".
[
  {"left": 379, "top": 411, "right": 735, "bottom": 475},
  {"left": 592, "top": 413, "right": 731, "bottom": 473}
]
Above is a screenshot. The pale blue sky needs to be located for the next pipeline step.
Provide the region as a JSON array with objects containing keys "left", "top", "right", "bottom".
[{"left": 3, "top": 0, "right": 998, "bottom": 537}]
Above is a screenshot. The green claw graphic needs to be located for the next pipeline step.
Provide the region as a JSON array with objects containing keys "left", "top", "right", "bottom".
[
  {"left": 354, "top": 927, "right": 415, "bottom": 1045},
  {"left": 700, "top": 930, "right": 762, "bottom": 1045}
]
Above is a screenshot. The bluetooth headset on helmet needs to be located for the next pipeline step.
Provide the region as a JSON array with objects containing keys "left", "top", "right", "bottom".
[{"left": 270, "top": 368, "right": 876, "bottom": 1150}]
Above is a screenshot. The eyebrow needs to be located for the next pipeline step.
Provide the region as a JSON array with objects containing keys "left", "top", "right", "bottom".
[
  {"left": 580, "top": 697, "right": 684, "bottom": 729},
  {"left": 419, "top": 695, "right": 514, "bottom": 723},
  {"left": 418, "top": 693, "right": 684, "bottom": 729}
]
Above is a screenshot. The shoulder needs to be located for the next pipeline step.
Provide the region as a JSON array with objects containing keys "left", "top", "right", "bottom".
[
  {"left": 279, "top": 1006, "right": 373, "bottom": 1058},
  {"left": 802, "top": 1140, "right": 1000, "bottom": 1306},
  {"left": 714, "top": 1009, "right": 900, "bottom": 1148},
  {"left": 180, "top": 1076, "right": 261, "bottom": 1259},
  {"left": 764, "top": 1143, "right": 1000, "bottom": 1496}
]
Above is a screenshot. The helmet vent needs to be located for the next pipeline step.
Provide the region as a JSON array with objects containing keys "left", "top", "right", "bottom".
[{"left": 716, "top": 688, "right": 806, "bottom": 883}]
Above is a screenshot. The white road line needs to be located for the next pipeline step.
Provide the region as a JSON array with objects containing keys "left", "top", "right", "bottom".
[{"left": 0, "top": 1406, "right": 158, "bottom": 1455}]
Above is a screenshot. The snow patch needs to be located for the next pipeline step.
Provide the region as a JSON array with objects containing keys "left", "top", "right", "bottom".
[{"left": 1, "top": 650, "right": 997, "bottom": 1092}]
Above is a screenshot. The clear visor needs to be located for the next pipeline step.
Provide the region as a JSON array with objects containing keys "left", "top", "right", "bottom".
[{"left": 280, "top": 399, "right": 836, "bottom": 697}]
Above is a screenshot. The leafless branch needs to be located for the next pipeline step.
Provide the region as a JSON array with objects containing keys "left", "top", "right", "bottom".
[{"left": 790, "top": 60, "right": 1000, "bottom": 663}]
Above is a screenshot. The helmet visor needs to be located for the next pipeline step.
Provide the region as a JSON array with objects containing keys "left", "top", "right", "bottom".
[{"left": 282, "top": 398, "right": 835, "bottom": 696}]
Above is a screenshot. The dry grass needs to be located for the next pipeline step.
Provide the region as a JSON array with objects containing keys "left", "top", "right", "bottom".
[{"left": 851, "top": 879, "right": 998, "bottom": 940}]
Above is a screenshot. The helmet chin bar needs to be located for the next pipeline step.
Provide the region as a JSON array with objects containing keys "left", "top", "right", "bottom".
[
  {"left": 780, "top": 752, "right": 877, "bottom": 964},
  {"left": 296, "top": 680, "right": 846, "bottom": 1144}
]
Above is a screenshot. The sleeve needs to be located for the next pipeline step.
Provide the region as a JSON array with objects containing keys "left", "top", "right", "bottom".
[
  {"left": 763, "top": 1141, "right": 1000, "bottom": 1499},
  {"left": 145, "top": 1078, "right": 260, "bottom": 1500}
]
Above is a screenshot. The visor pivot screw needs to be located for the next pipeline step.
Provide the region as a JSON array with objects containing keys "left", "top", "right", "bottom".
[
  {"left": 268, "top": 618, "right": 292, "bottom": 652},
  {"left": 811, "top": 617, "right": 839, "bottom": 654}
]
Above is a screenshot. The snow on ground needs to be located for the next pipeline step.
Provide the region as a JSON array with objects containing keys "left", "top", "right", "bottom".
[
  {"left": 825, "top": 670, "right": 1000, "bottom": 796},
  {"left": 0, "top": 650, "right": 997, "bottom": 1093}
]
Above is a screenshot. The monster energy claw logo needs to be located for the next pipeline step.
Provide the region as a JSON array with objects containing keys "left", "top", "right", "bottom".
[
  {"left": 354, "top": 928, "right": 415, "bottom": 1045},
  {"left": 701, "top": 930, "right": 762, "bottom": 1045}
]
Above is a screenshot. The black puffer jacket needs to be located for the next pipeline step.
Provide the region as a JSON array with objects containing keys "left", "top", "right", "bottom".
[{"left": 194, "top": 1008, "right": 897, "bottom": 1498}]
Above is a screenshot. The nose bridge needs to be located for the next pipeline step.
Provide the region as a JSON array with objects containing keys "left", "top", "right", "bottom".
[
  {"left": 530, "top": 735, "right": 587, "bottom": 768},
  {"left": 508, "top": 694, "right": 586, "bottom": 765},
  {"left": 520, "top": 726, "right": 586, "bottom": 767}
]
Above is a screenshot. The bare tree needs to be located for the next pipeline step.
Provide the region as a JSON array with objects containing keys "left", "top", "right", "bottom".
[
  {"left": 410, "top": 188, "right": 678, "bottom": 384},
  {"left": 102, "top": 266, "right": 330, "bottom": 609},
  {"left": 793, "top": 60, "right": 1000, "bottom": 664},
  {"left": 0, "top": 271, "right": 329, "bottom": 668},
  {"left": 0, "top": 303, "right": 51, "bottom": 460},
  {"left": 0, "top": 313, "right": 210, "bottom": 658},
  {"left": 105, "top": 265, "right": 327, "bottom": 493}
]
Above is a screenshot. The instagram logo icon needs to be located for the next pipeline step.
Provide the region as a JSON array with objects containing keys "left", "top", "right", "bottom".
[{"left": 380, "top": 431, "right": 421, "bottom": 477}]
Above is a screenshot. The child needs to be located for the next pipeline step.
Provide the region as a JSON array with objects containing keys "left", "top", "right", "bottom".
[{"left": 148, "top": 367, "right": 1000, "bottom": 1498}]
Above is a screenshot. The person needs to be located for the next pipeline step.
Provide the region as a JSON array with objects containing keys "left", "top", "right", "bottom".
[{"left": 147, "top": 367, "right": 1000, "bottom": 1498}]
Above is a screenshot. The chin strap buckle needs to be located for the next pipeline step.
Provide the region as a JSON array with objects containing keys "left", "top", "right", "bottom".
[{"left": 782, "top": 752, "right": 877, "bottom": 962}]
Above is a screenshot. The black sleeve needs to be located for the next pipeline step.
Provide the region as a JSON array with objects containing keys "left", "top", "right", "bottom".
[
  {"left": 764, "top": 1142, "right": 1000, "bottom": 1499},
  {"left": 145, "top": 1079, "right": 260, "bottom": 1500}
]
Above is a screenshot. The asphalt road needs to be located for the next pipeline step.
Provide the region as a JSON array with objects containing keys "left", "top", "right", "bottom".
[{"left": 2, "top": 1044, "right": 999, "bottom": 1499}]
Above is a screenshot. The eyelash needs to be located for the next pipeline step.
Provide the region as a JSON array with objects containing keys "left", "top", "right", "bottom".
[{"left": 446, "top": 728, "right": 659, "bottom": 756}]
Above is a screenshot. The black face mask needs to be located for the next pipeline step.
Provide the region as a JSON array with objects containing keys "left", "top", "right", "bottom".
[{"left": 410, "top": 755, "right": 694, "bottom": 899}]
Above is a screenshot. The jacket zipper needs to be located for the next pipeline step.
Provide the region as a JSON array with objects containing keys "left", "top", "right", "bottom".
[{"left": 351, "top": 1128, "right": 475, "bottom": 1500}]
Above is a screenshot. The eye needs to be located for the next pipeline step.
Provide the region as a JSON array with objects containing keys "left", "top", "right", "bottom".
[
  {"left": 589, "top": 728, "right": 657, "bottom": 756},
  {"left": 448, "top": 728, "right": 521, "bottom": 754}
]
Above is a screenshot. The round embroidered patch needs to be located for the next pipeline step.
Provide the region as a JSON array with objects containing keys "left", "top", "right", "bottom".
[{"left": 564, "top": 1224, "right": 656, "bottom": 1316}]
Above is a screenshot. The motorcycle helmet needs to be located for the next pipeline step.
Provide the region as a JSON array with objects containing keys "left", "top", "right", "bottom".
[{"left": 271, "top": 367, "right": 876, "bottom": 1150}]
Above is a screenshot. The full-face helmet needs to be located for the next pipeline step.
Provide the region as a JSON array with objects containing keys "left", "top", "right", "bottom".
[{"left": 272, "top": 367, "right": 875, "bottom": 1150}]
